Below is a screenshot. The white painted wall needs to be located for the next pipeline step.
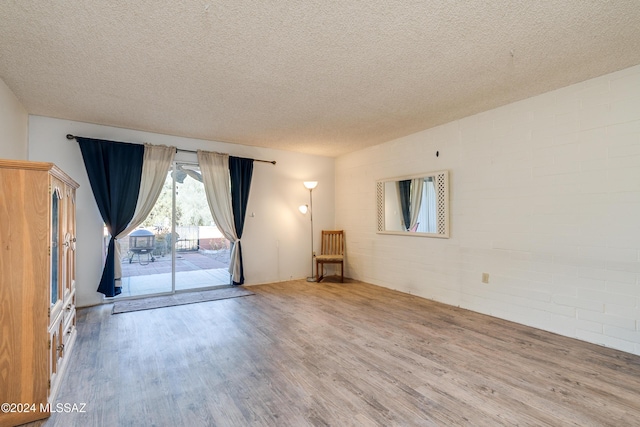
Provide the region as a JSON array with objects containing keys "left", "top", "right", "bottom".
[
  {"left": 29, "top": 116, "right": 335, "bottom": 307},
  {"left": 336, "top": 64, "right": 640, "bottom": 355},
  {"left": 0, "top": 78, "right": 28, "bottom": 160}
]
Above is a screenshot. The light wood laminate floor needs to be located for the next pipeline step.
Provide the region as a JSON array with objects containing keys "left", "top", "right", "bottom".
[{"left": 27, "top": 279, "right": 640, "bottom": 426}]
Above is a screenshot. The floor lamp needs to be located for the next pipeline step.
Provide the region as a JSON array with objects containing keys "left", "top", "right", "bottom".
[{"left": 299, "top": 181, "right": 318, "bottom": 282}]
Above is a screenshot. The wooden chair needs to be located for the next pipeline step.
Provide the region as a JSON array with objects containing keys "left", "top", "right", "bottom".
[{"left": 316, "top": 230, "right": 344, "bottom": 283}]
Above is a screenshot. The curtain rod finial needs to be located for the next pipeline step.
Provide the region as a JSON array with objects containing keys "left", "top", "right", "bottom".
[{"left": 66, "top": 134, "right": 75, "bottom": 140}]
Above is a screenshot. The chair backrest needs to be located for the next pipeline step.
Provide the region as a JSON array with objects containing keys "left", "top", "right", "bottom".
[{"left": 320, "top": 230, "right": 344, "bottom": 256}]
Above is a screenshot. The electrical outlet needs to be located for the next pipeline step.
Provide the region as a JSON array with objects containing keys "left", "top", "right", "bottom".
[{"left": 481, "top": 273, "right": 490, "bottom": 284}]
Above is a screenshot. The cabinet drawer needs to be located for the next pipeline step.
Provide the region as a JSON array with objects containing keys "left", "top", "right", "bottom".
[
  {"left": 62, "top": 308, "right": 76, "bottom": 348},
  {"left": 48, "top": 312, "right": 64, "bottom": 400},
  {"left": 63, "top": 288, "right": 76, "bottom": 326}
]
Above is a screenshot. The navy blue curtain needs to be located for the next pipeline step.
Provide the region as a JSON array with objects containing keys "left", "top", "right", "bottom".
[
  {"left": 77, "top": 137, "right": 144, "bottom": 297},
  {"left": 229, "top": 156, "right": 253, "bottom": 285},
  {"left": 398, "top": 180, "right": 411, "bottom": 231}
]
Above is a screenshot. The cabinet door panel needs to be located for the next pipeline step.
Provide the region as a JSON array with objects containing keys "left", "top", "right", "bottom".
[
  {"left": 50, "top": 178, "right": 64, "bottom": 311},
  {"left": 63, "top": 185, "right": 76, "bottom": 300}
]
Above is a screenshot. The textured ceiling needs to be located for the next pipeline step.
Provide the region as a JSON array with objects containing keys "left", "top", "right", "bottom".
[{"left": 1, "top": 1, "right": 640, "bottom": 157}]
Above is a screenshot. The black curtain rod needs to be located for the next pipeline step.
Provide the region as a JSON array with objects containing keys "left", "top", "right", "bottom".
[{"left": 66, "top": 134, "right": 276, "bottom": 165}]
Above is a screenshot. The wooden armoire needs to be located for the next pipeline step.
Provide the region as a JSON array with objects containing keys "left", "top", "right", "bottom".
[{"left": 0, "top": 160, "right": 79, "bottom": 427}]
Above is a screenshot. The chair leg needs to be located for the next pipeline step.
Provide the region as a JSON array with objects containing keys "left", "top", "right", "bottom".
[
  {"left": 340, "top": 262, "right": 344, "bottom": 283},
  {"left": 316, "top": 260, "right": 322, "bottom": 282}
]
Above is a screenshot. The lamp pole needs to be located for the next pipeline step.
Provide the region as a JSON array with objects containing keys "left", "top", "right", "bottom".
[
  {"left": 303, "top": 181, "right": 318, "bottom": 282},
  {"left": 308, "top": 186, "right": 314, "bottom": 281}
]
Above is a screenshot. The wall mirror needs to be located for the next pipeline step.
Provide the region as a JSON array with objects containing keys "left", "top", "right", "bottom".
[{"left": 376, "top": 170, "right": 449, "bottom": 238}]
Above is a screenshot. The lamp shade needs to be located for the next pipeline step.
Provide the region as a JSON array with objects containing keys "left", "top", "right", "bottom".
[
  {"left": 303, "top": 181, "right": 318, "bottom": 190},
  {"left": 299, "top": 204, "right": 308, "bottom": 214}
]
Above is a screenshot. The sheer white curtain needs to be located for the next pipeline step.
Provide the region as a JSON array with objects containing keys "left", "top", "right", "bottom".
[
  {"left": 114, "top": 144, "right": 175, "bottom": 287},
  {"left": 197, "top": 150, "right": 242, "bottom": 283},
  {"left": 417, "top": 178, "right": 437, "bottom": 233},
  {"left": 408, "top": 178, "right": 424, "bottom": 231}
]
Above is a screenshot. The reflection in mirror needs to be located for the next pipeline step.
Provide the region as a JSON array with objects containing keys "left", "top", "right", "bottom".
[
  {"left": 376, "top": 170, "right": 449, "bottom": 238},
  {"left": 384, "top": 178, "right": 437, "bottom": 233}
]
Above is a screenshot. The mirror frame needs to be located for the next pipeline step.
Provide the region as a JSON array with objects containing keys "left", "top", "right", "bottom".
[{"left": 376, "top": 170, "right": 450, "bottom": 238}]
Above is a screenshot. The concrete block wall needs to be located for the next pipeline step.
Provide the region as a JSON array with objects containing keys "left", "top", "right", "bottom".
[{"left": 336, "top": 64, "right": 640, "bottom": 355}]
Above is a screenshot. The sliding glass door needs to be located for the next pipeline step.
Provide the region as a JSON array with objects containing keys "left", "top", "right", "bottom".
[
  {"left": 174, "top": 162, "right": 231, "bottom": 291},
  {"left": 116, "top": 162, "right": 230, "bottom": 298},
  {"left": 116, "top": 170, "right": 174, "bottom": 297}
]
